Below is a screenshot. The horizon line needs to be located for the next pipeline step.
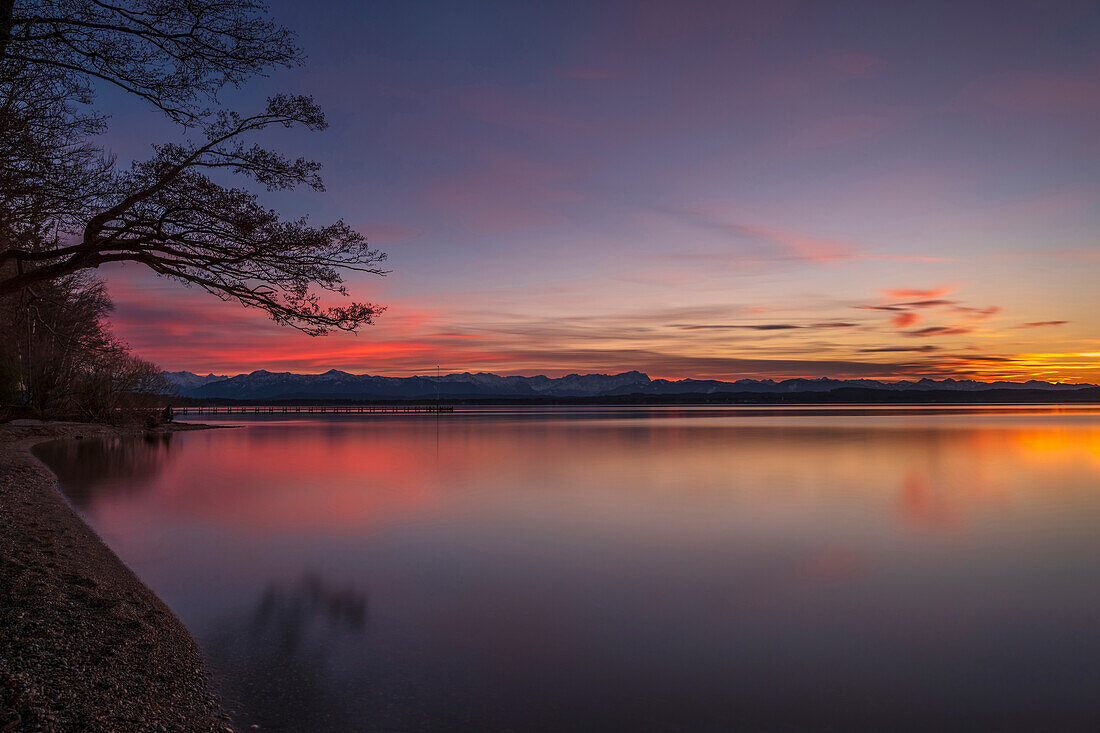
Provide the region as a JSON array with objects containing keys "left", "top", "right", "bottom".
[{"left": 164, "top": 368, "right": 1099, "bottom": 387}]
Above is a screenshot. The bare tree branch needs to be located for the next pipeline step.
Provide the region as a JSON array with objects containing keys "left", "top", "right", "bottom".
[
  {"left": 3, "top": 0, "right": 300, "bottom": 124},
  {"left": 1, "top": 94, "right": 388, "bottom": 334},
  {"left": 1, "top": 1, "right": 387, "bottom": 348}
]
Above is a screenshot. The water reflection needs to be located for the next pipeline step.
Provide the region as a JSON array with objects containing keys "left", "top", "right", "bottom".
[
  {"left": 208, "top": 574, "right": 368, "bottom": 731},
  {"left": 35, "top": 432, "right": 175, "bottom": 507},
  {"left": 250, "top": 573, "right": 367, "bottom": 655},
  {"left": 35, "top": 408, "right": 1100, "bottom": 731}
]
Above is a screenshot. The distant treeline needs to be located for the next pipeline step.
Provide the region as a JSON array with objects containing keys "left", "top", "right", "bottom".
[{"left": 167, "top": 387, "right": 1100, "bottom": 407}]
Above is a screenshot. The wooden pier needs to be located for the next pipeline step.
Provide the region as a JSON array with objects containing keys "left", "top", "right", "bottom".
[{"left": 171, "top": 404, "right": 453, "bottom": 415}]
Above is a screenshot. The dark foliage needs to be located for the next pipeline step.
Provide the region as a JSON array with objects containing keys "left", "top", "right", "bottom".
[
  {"left": 2, "top": 0, "right": 299, "bottom": 124},
  {"left": 0, "top": 273, "right": 169, "bottom": 418}
]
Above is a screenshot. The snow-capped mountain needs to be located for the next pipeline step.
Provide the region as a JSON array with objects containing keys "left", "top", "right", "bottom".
[
  {"left": 163, "top": 371, "right": 230, "bottom": 391},
  {"left": 162, "top": 369, "right": 1095, "bottom": 401}
]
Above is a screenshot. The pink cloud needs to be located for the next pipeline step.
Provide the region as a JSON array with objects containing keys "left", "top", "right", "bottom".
[
  {"left": 777, "top": 231, "right": 860, "bottom": 262},
  {"left": 980, "top": 72, "right": 1100, "bottom": 113},
  {"left": 882, "top": 286, "right": 954, "bottom": 300},
  {"left": 892, "top": 312, "right": 920, "bottom": 329},
  {"left": 671, "top": 209, "right": 862, "bottom": 264},
  {"left": 103, "top": 266, "right": 493, "bottom": 374},
  {"left": 857, "top": 288, "right": 999, "bottom": 336}
]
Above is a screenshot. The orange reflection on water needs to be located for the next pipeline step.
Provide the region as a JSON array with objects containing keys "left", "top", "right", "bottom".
[
  {"left": 1013, "top": 428, "right": 1100, "bottom": 469},
  {"left": 894, "top": 423, "right": 1100, "bottom": 532},
  {"left": 54, "top": 412, "right": 1100, "bottom": 541}
]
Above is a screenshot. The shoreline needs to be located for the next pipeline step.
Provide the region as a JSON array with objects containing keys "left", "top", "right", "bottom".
[{"left": 0, "top": 421, "right": 234, "bottom": 732}]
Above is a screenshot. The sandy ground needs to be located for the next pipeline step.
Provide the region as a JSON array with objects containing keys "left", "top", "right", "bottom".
[{"left": 0, "top": 421, "right": 233, "bottom": 732}]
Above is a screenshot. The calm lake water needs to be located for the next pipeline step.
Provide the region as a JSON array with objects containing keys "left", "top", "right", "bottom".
[{"left": 35, "top": 406, "right": 1100, "bottom": 731}]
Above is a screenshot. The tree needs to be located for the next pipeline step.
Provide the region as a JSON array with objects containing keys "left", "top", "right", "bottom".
[
  {"left": 76, "top": 346, "right": 169, "bottom": 420},
  {"left": 0, "top": 94, "right": 387, "bottom": 334},
  {"left": 1, "top": 0, "right": 298, "bottom": 124},
  {"left": 0, "top": 58, "right": 111, "bottom": 265},
  {"left": 0, "top": 0, "right": 386, "bottom": 335},
  {"left": 0, "top": 270, "right": 168, "bottom": 418}
]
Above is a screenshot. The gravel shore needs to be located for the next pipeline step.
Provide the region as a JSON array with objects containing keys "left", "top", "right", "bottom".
[{"left": 0, "top": 421, "right": 233, "bottom": 732}]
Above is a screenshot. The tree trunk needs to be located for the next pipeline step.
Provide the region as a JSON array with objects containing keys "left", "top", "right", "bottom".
[{"left": 0, "top": 0, "right": 14, "bottom": 61}]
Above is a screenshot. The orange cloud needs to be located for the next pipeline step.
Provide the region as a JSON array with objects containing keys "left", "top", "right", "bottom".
[
  {"left": 892, "top": 312, "right": 920, "bottom": 329},
  {"left": 882, "top": 286, "right": 954, "bottom": 300}
]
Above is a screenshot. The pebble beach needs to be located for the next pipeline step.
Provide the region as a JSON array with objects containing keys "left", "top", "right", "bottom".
[{"left": 0, "top": 422, "right": 231, "bottom": 732}]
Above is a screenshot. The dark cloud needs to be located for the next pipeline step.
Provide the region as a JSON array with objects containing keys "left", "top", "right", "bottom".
[
  {"left": 855, "top": 293, "right": 1001, "bottom": 336},
  {"left": 1016, "top": 320, "right": 1069, "bottom": 328},
  {"left": 897, "top": 299, "right": 955, "bottom": 308},
  {"left": 952, "top": 305, "right": 1001, "bottom": 318},
  {"left": 942, "top": 354, "right": 1017, "bottom": 363},
  {"left": 860, "top": 345, "right": 939, "bottom": 353},
  {"left": 905, "top": 326, "right": 972, "bottom": 337},
  {"left": 676, "top": 324, "right": 802, "bottom": 331},
  {"left": 676, "top": 322, "right": 858, "bottom": 331}
]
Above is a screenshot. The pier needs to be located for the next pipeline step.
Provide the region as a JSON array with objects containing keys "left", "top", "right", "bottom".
[{"left": 171, "top": 405, "right": 453, "bottom": 415}]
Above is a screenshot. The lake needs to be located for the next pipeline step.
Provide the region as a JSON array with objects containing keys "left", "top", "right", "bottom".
[{"left": 34, "top": 406, "right": 1100, "bottom": 731}]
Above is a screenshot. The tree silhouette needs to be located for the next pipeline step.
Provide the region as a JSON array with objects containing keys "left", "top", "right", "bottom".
[
  {"left": 1, "top": 0, "right": 298, "bottom": 124},
  {"left": 0, "top": 0, "right": 386, "bottom": 335},
  {"left": 0, "top": 94, "right": 387, "bottom": 333}
]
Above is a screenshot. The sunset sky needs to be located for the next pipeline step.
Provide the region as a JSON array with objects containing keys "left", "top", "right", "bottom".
[{"left": 99, "top": 0, "right": 1099, "bottom": 382}]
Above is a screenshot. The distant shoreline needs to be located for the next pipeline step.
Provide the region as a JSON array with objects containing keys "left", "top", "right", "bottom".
[
  {"left": 0, "top": 421, "right": 233, "bottom": 732},
  {"left": 167, "top": 386, "right": 1100, "bottom": 407}
]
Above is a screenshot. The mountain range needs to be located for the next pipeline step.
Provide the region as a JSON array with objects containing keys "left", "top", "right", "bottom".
[{"left": 163, "top": 370, "right": 1098, "bottom": 401}]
